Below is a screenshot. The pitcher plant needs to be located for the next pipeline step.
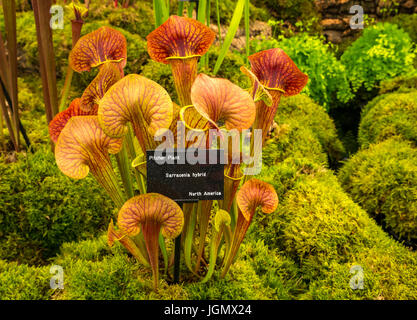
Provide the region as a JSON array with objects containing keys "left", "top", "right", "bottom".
[{"left": 50, "top": 16, "right": 307, "bottom": 291}]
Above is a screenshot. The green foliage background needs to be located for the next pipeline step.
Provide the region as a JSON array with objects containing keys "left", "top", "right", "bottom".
[{"left": 341, "top": 23, "right": 416, "bottom": 93}]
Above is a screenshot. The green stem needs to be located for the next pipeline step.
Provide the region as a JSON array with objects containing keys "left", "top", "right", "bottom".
[
  {"left": 115, "top": 141, "right": 134, "bottom": 199},
  {"left": 215, "top": 0, "right": 222, "bottom": 45},
  {"left": 132, "top": 232, "right": 151, "bottom": 266},
  {"left": 187, "top": 2, "right": 195, "bottom": 18},
  {"left": 221, "top": 211, "right": 251, "bottom": 278},
  {"left": 230, "top": 198, "right": 237, "bottom": 230},
  {"left": 127, "top": 126, "right": 147, "bottom": 195},
  {"left": 244, "top": 0, "right": 250, "bottom": 64},
  {"left": 142, "top": 221, "right": 161, "bottom": 291},
  {"left": 90, "top": 152, "right": 126, "bottom": 209},
  {"left": 159, "top": 232, "right": 168, "bottom": 275},
  {"left": 177, "top": 0, "right": 184, "bottom": 16},
  {"left": 195, "top": 200, "right": 213, "bottom": 273},
  {"left": 184, "top": 201, "right": 198, "bottom": 274},
  {"left": 201, "top": 226, "right": 223, "bottom": 283},
  {"left": 121, "top": 235, "right": 150, "bottom": 267},
  {"left": 58, "top": 66, "right": 74, "bottom": 112}
]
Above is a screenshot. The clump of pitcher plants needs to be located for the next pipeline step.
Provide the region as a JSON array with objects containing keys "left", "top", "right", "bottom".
[{"left": 49, "top": 15, "right": 307, "bottom": 291}]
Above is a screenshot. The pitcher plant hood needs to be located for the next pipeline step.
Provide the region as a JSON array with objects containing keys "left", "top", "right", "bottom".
[{"left": 69, "top": 26, "right": 127, "bottom": 72}]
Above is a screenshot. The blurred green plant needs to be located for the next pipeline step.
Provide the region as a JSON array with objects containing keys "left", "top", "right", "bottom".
[
  {"left": 388, "top": 13, "right": 417, "bottom": 44},
  {"left": 341, "top": 23, "right": 416, "bottom": 94},
  {"left": 251, "top": 0, "right": 319, "bottom": 24}
]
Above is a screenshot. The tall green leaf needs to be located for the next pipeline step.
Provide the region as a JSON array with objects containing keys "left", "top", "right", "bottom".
[
  {"left": 197, "top": 0, "right": 207, "bottom": 22},
  {"left": 187, "top": 1, "right": 195, "bottom": 18},
  {"left": 215, "top": 0, "right": 222, "bottom": 45},
  {"left": 244, "top": 0, "right": 250, "bottom": 63},
  {"left": 153, "top": 0, "right": 169, "bottom": 27},
  {"left": 177, "top": 0, "right": 184, "bottom": 16},
  {"left": 213, "top": 0, "right": 245, "bottom": 74}
]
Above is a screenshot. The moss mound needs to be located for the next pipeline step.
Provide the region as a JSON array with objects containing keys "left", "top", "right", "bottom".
[
  {"left": 0, "top": 146, "right": 115, "bottom": 264},
  {"left": 262, "top": 122, "right": 328, "bottom": 167},
  {"left": 379, "top": 72, "right": 417, "bottom": 94},
  {"left": 304, "top": 245, "right": 417, "bottom": 300},
  {"left": 52, "top": 236, "right": 182, "bottom": 300},
  {"left": 2, "top": 155, "right": 417, "bottom": 299},
  {"left": 338, "top": 138, "right": 417, "bottom": 242},
  {"left": 277, "top": 95, "right": 345, "bottom": 162},
  {"left": 262, "top": 95, "right": 345, "bottom": 168},
  {"left": 252, "top": 157, "right": 417, "bottom": 299},
  {"left": 0, "top": 260, "right": 52, "bottom": 300},
  {"left": 255, "top": 161, "right": 375, "bottom": 275},
  {"left": 358, "top": 91, "right": 417, "bottom": 148},
  {"left": 48, "top": 235, "right": 278, "bottom": 300}
]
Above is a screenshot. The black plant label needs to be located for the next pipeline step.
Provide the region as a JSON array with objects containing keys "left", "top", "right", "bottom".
[{"left": 146, "top": 149, "right": 224, "bottom": 202}]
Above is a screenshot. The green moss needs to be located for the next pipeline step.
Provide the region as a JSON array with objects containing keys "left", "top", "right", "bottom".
[
  {"left": 53, "top": 235, "right": 276, "bottom": 300},
  {"left": 379, "top": 72, "right": 417, "bottom": 94},
  {"left": 252, "top": 156, "right": 417, "bottom": 299},
  {"left": 56, "top": 255, "right": 150, "bottom": 300},
  {"left": 258, "top": 157, "right": 328, "bottom": 199},
  {"left": 358, "top": 92, "right": 417, "bottom": 148},
  {"left": 0, "top": 260, "right": 52, "bottom": 300},
  {"left": 52, "top": 235, "right": 188, "bottom": 300},
  {"left": 141, "top": 60, "right": 176, "bottom": 100},
  {"left": 264, "top": 177, "right": 374, "bottom": 277},
  {"left": 262, "top": 121, "right": 328, "bottom": 167},
  {"left": 236, "top": 240, "right": 305, "bottom": 299},
  {"left": 338, "top": 138, "right": 417, "bottom": 241},
  {"left": 0, "top": 146, "right": 115, "bottom": 264},
  {"left": 106, "top": 2, "right": 155, "bottom": 37},
  {"left": 304, "top": 245, "right": 417, "bottom": 300},
  {"left": 277, "top": 95, "right": 346, "bottom": 162},
  {"left": 262, "top": 94, "right": 346, "bottom": 168},
  {"left": 185, "top": 259, "right": 274, "bottom": 299}
]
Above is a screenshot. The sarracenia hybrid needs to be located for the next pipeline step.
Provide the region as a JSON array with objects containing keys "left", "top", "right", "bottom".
[{"left": 50, "top": 15, "right": 307, "bottom": 291}]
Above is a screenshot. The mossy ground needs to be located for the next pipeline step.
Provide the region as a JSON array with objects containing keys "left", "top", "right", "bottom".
[{"left": 1, "top": 0, "right": 417, "bottom": 300}]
